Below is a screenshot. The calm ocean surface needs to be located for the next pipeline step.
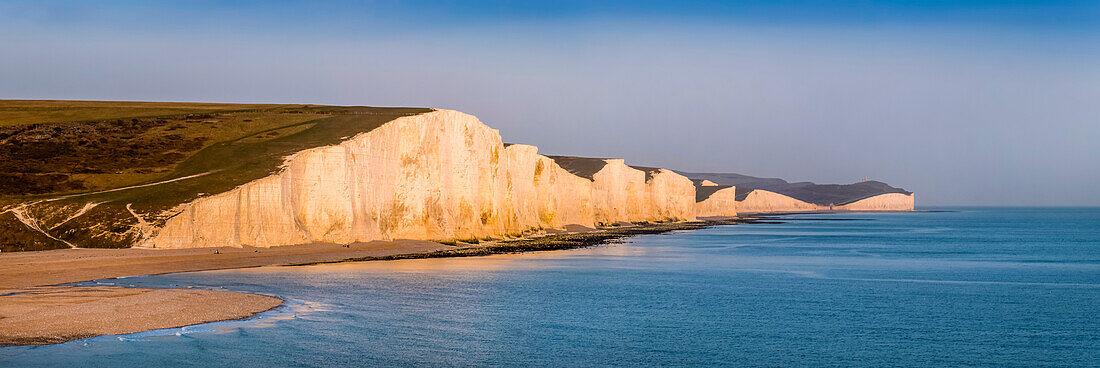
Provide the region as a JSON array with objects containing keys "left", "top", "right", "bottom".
[{"left": 2, "top": 207, "right": 1098, "bottom": 367}]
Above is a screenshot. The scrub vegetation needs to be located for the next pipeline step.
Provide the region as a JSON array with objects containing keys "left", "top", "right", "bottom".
[{"left": 0, "top": 100, "right": 431, "bottom": 251}]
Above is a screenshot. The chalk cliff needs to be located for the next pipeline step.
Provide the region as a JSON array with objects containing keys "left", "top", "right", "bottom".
[
  {"left": 1, "top": 101, "right": 921, "bottom": 251},
  {"left": 149, "top": 110, "right": 695, "bottom": 248},
  {"left": 836, "top": 193, "right": 915, "bottom": 211},
  {"left": 679, "top": 172, "right": 915, "bottom": 214},
  {"left": 736, "top": 189, "right": 823, "bottom": 214},
  {"left": 694, "top": 185, "right": 738, "bottom": 218},
  {"left": 637, "top": 168, "right": 696, "bottom": 223}
]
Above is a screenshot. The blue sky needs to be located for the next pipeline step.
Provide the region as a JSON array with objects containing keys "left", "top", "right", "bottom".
[
  {"left": 2, "top": 1, "right": 1098, "bottom": 205},
  {"left": 6, "top": 1, "right": 1098, "bottom": 32},
  {"left": 6, "top": 1, "right": 1099, "bottom": 26}
]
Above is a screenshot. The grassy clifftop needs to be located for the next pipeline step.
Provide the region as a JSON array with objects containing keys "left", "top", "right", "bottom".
[{"left": 0, "top": 100, "right": 430, "bottom": 251}]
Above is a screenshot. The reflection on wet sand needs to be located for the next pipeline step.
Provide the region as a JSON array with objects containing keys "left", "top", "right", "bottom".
[{"left": 248, "top": 239, "right": 669, "bottom": 275}]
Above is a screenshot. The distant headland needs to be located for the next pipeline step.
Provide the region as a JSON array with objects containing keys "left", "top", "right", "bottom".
[{"left": 0, "top": 100, "right": 912, "bottom": 252}]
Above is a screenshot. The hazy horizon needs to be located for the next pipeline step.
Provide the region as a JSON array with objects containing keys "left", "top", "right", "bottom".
[{"left": 2, "top": 1, "right": 1097, "bottom": 206}]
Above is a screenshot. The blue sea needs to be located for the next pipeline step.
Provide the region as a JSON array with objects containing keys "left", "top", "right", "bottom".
[{"left": 2, "top": 207, "right": 1098, "bottom": 367}]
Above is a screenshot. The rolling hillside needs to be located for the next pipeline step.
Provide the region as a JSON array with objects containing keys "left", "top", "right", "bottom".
[{"left": 0, "top": 100, "right": 430, "bottom": 250}]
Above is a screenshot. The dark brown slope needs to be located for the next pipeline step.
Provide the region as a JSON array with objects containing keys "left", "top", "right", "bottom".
[
  {"left": 628, "top": 165, "right": 662, "bottom": 181},
  {"left": 547, "top": 156, "right": 609, "bottom": 180},
  {"left": 694, "top": 184, "right": 732, "bottom": 202}
]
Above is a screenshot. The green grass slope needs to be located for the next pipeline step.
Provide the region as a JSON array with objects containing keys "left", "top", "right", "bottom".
[{"left": 0, "top": 100, "right": 430, "bottom": 251}]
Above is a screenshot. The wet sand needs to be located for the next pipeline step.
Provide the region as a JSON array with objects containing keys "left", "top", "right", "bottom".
[
  {"left": 0, "top": 286, "right": 281, "bottom": 346},
  {"left": 0, "top": 239, "right": 458, "bottom": 290},
  {"left": 0, "top": 239, "right": 459, "bottom": 346},
  {"left": 0, "top": 220, "right": 750, "bottom": 346}
]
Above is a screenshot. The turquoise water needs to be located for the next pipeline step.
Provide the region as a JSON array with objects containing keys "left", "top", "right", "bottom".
[{"left": 2, "top": 207, "right": 1099, "bottom": 367}]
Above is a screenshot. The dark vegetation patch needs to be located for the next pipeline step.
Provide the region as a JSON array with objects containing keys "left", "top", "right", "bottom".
[
  {"left": 52, "top": 205, "right": 139, "bottom": 249},
  {"left": 0, "top": 100, "right": 280, "bottom": 127},
  {"left": 0, "top": 117, "right": 209, "bottom": 195},
  {"left": 0, "top": 173, "right": 87, "bottom": 196},
  {"left": 115, "top": 108, "right": 432, "bottom": 215},
  {"left": 1, "top": 103, "right": 433, "bottom": 250},
  {"left": 0, "top": 212, "right": 69, "bottom": 252}
]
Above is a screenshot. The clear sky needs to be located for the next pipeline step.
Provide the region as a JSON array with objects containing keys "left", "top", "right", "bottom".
[{"left": 2, "top": 1, "right": 1098, "bottom": 206}]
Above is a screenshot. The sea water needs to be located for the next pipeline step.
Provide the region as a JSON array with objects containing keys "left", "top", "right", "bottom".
[{"left": 2, "top": 207, "right": 1098, "bottom": 367}]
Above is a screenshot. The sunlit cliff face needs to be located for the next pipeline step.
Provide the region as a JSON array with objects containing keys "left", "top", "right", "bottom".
[{"left": 150, "top": 110, "right": 698, "bottom": 249}]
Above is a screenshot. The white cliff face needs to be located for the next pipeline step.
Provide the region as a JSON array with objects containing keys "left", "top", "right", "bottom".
[
  {"left": 588, "top": 159, "right": 644, "bottom": 225},
  {"left": 152, "top": 110, "right": 508, "bottom": 248},
  {"left": 588, "top": 162, "right": 696, "bottom": 225},
  {"left": 500, "top": 144, "right": 595, "bottom": 231},
  {"left": 695, "top": 186, "right": 738, "bottom": 218},
  {"left": 150, "top": 110, "right": 696, "bottom": 249},
  {"left": 836, "top": 193, "right": 915, "bottom": 211},
  {"left": 736, "top": 189, "right": 823, "bottom": 214},
  {"left": 642, "top": 169, "right": 697, "bottom": 222}
]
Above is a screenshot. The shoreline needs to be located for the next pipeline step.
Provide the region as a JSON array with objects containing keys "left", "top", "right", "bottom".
[
  {"left": 0, "top": 217, "right": 759, "bottom": 346},
  {"left": 738, "top": 209, "right": 933, "bottom": 216},
  {"left": 285, "top": 218, "right": 759, "bottom": 266},
  {"left": 0, "top": 286, "right": 282, "bottom": 346}
]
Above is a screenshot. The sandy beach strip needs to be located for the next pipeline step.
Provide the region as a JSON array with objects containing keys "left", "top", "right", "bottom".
[
  {"left": 0, "top": 286, "right": 281, "bottom": 346},
  {"left": 0, "top": 239, "right": 459, "bottom": 346},
  {"left": 0, "top": 219, "right": 751, "bottom": 346},
  {"left": 0, "top": 239, "right": 457, "bottom": 290}
]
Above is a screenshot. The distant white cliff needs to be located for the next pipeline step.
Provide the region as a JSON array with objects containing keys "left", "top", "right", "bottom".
[{"left": 149, "top": 110, "right": 696, "bottom": 248}]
